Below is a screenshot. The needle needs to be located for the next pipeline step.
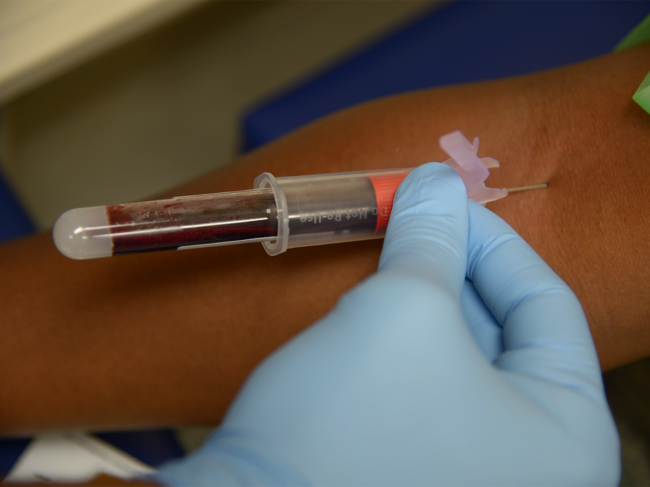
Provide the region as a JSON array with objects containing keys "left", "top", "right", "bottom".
[{"left": 506, "top": 183, "right": 548, "bottom": 193}]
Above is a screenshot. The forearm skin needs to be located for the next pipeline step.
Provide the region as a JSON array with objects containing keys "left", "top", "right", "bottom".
[{"left": 1, "top": 44, "right": 648, "bottom": 435}]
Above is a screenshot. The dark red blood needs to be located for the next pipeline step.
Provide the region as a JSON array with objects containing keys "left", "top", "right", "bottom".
[{"left": 106, "top": 191, "right": 277, "bottom": 255}]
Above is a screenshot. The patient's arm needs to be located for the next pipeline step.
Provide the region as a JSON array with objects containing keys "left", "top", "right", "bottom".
[{"left": 1, "top": 44, "right": 649, "bottom": 436}]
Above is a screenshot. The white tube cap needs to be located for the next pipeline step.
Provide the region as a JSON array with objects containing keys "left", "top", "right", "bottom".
[{"left": 53, "top": 206, "right": 113, "bottom": 260}]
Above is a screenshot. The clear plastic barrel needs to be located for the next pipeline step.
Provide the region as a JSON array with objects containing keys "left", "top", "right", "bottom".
[{"left": 255, "top": 169, "right": 412, "bottom": 255}]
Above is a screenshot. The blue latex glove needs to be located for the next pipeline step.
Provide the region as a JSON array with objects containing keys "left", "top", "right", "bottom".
[{"left": 156, "top": 163, "right": 620, "bottom": 486}]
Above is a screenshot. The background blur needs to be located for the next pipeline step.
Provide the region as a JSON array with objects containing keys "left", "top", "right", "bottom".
[{"left": 0, "top": 0, "right": 439, "bottom": 230}]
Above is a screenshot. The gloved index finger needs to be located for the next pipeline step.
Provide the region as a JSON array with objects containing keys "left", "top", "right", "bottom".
[
  {"left": 378, "top": 163, "right": 468, "bottom": 300},
  {"left": 466, "top": 202, "right": 606, "bottom": 405}
]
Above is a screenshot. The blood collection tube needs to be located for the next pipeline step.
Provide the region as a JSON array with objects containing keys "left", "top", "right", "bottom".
[
  {"left": 53, "top": 169, "right": 413, "bottom": 259},
  {"left": 53, "top": 131, "right": 509, "bottom": 260}
]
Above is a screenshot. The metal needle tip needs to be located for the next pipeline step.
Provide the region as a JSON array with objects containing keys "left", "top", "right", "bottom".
[{"left": 506, "top": 183, "right": 548, "bottom": 193}]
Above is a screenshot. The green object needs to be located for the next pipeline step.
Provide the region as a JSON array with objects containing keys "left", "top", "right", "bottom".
[
  {"left": 615, "top": 14, "right": 650, "bottom": 51},
  {"left": 616, "top": 14, "right": 650, "bottom": 114},
  {"left": 633, "top": 71, "right": 650, "bottom": 113}
]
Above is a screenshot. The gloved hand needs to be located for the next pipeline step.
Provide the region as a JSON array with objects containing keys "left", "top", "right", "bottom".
[{"left": 156, "top": 163, "right": 620, "bottom": 486}]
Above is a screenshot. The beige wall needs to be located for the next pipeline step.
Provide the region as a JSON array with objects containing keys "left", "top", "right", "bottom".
[{"left": 0, "top": 0, "right": 440, "bottom": 229}]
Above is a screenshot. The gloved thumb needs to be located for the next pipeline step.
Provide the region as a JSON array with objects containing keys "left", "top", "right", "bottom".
[{"left": 378, "top": 163, "right": 468, "bottom": 300}]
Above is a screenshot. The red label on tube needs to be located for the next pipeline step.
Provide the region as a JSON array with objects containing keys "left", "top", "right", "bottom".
[{"left": 369, "top": 173, "right": 409, "bottom": 233}]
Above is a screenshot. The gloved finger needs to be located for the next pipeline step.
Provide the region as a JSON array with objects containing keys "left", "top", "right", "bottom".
[
  {"left": 461, "top": 279, "right": 503, "bottom": 362},
  {"left": 378, "top": 163, "right": 468, "bottom": 300},
  {"left": 466, "top": 201, "right": 606, "bottom": 404}
]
